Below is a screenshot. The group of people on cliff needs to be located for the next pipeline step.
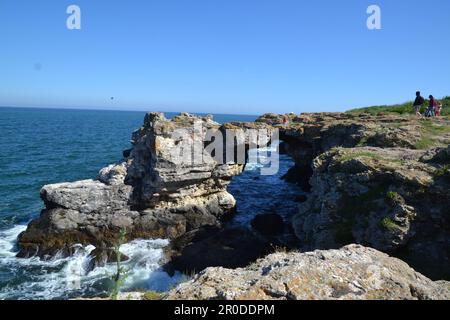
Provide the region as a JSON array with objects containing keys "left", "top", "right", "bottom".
[{"left": 414, "top": 91, "right": 443, "bottom": 117}]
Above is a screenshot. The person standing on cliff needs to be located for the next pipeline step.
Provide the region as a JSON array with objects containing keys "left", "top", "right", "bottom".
[
  {"left": 434, "top": 97, "right": 442, "bottom": 117},
  {"left": 282, "top": 114, "right": 289, "bottom": 127},
  {"left": 413, "top": 91, "right": 425, "bottom": 116},
  {"left": 425, "top": 95, "right": 437, "bottom": 118}
]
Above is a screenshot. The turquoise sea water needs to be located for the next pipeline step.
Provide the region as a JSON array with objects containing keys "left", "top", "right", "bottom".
[{"left": 0, "top": 107, "right": 300, "bottom": 300}]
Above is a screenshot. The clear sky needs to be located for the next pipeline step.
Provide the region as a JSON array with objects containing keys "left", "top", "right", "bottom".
[{"left": 1, "top": 0, "right": 449, "bottom": 115}]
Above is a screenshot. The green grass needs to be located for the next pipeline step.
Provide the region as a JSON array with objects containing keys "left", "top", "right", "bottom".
[
  {"left": 386, "top": 191, "right": 398, "bottom": 201},
  {"left": 414, "top": 136, "right": 436, "bottom": 150},
  {"left": 356, "top": 136, "right": 369, "bottom": 147},
  {"left": 422, "top": 120, "right": 450, "bottom": 133},
  {"left": 380, "top": 217, "right": 399, "bottom": 231},
  {"left": 414, "top": 120, "right": 450, "bottom": 149},
  {"left": 142, "top": 291, "right": 164, "bottom": 300},
  {"left": 434, "top": 165, "right": 450, "bottom": 181},
  {"left": 348, "top": 98, "right": 450, "bottom": 150},
  {"left": 348, "top": 96, "right": 450, "bottom": 116},
  {"left": 386, "top": 191, "right": 397, "bottom": 199},
  {"left": 338, "top": 151, "right": 383, "bottom": 163},
  {"left": 338, "top": 151, "right": 403, "bottom": 169}
]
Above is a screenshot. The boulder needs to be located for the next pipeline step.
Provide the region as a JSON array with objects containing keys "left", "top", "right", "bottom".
[
  {"left": 17, "top": 113, "right": 261, "bottom": 258},
  {"left": 86, "top": 248, "right": 130, "bottom": 272},
  {"left": 166, "top": 245, "right": 450, "bottom": 300}
]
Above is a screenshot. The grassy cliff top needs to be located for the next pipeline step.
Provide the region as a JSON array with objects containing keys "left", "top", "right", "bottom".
[{"left": 347, "top": 96, "right": 450, "bottom": 117}]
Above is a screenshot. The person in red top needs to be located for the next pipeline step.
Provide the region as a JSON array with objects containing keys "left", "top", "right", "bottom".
[
  {"left": 426, "top": 95, "right": 435, "bottom": 117},
  {"left": 429, "top": 95, "right": 442, "bottom": 117}
]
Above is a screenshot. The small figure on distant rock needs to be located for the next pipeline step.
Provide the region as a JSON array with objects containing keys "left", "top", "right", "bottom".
[
  {"left": 282, "top": 114, "right": 289, "bottom": 127},
  {"left": 435, "top": 100, "right": 442, "bottom": 117},
  {"left": 425, "top": 95, "right": 437, "bottom": 118},
  {"left": 413, "top": 91, "right": 425, "bottom": 116}
]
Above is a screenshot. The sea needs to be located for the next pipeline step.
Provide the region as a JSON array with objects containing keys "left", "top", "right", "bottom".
[{"left": 0, "top": 107, "right": 301, "bottom": 300}]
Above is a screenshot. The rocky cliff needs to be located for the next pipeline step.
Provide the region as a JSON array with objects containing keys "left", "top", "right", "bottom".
[
  {"left": 167, "top": 245, "right": 450, "bottom": 300},
  {"left": 257, "top": 113, "right": 450, "bottom": 279},
  {"left": 17, "top": 111, "right": 450, "bottom": 296},
  {"left": 17, "top": 113, "right": 262, "bottom": 260}
]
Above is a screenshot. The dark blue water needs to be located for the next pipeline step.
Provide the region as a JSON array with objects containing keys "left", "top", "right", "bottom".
[{"left": 0, "top": 107, "right": 299, "bottom": 300}]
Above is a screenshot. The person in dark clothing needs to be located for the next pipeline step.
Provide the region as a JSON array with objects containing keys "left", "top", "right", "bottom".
[
  {"left": 413, "top": 91, "right": 425, "bottom": 115},
  {"left": 425, "top": 95, "right": 436, "bottom": 118}
]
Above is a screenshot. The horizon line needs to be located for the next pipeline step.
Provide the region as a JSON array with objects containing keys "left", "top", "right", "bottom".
[{"left": 0, "top": 105, "right": 261, "bottom": 117}]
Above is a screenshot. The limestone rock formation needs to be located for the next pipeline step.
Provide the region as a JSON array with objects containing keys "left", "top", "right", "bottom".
[
  {"left": 257, "top": 113, "right": 450, "bottom": 280},
  {"left": 17, "top": 113, "right": 246, "bottom": 259},
  {"left": 166, "top": 245, "right": 450, "bottom": 300}
]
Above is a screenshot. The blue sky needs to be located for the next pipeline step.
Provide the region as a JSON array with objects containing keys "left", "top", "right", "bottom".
[{"left": 1, "top": 0, "right": 449, "bottom": 115}]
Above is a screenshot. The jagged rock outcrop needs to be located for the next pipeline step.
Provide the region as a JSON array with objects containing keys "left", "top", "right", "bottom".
[
  {"left": 292, "top": 152, "right": 449, "bottom": 278},
  {"left": 257, "top": 112, "right": 450, "bottom": 166},
  {"left": 166, "top": 245, "right": 450, "bottom": 300},
  {"left": 292, "top": 145, "right": 450, "bottom": 258},
  {"left": 17, "top": 113, "right": 259, "bottom": 259},
  {"left": 257, "top": 113, "right": 450, "bottom": 280}
]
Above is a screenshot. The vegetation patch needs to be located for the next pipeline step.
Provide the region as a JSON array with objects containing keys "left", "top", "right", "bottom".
[
  {"left": 336, "top": 151, "right": 403, "bottom": 172},
  {"left": 433, "top": 165, "right": 450, "bottom": 183},
  {"left": 420, "top": 119, "right": 450, "bottom": 134},
  {"left": 338, "top": 151, "right": 383, "bottom": 163},
  {"left": 414, "top": 120, "right": 450, "bottom": 149},
  {"left": 110, "top": 230, "right": 128, "bottom": 300},
  {"left": 347, "top": 96, "right": 450, "bottom": 116},
  {"left": 142, "top": 290, "right": 164, "bottom": 300},
  {"left": 380, "top": 217, "right": 399, "bottom": 231},
  {"left": 385, "top": 191, "right": 401, "bottom": 206},
  {"left": 434, "top": 165, "right": 450, "bottom": 177},
  {"left": 414, "top": 136, "right": 436, "bottom": 150},
  {"left": 386, "top": 191, "right": 398, "bottom": 201},
  {"left": 356, "top": 136, "right": 369, "bottom": 147}
]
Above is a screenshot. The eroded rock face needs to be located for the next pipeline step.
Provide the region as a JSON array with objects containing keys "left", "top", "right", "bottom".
[
  {"left": 293, "top": 147, "right": 423, "bottom": 249},
  {"left": 258, "top": 113, "right": 450, "bottom": 280},
  {"left": 17, "top": 113, "right": 249, "bottom": 259},
  {"left": 291, "top": 147, "right": 450, "bottom": 279},
  {"left": 257, "top": 113, "right": 450, "bottom": 167},
  {"left": 166, "top": 245, "right": 450, "bottom": 300}
]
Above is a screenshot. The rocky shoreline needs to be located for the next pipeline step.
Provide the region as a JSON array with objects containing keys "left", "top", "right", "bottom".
[
  {"left": 166, "top": 244, "right": 450, "bottom": 300},
  {"left": 17, "top": 113, "right": 243, "bottom": 261},
  {"left": 16, "top": 111, "right": 450, "bottom": 299}
]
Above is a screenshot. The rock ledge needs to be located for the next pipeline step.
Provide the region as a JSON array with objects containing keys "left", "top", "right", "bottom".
[{"left": 167, "top": 245, "right": 450, "bottom": 300}]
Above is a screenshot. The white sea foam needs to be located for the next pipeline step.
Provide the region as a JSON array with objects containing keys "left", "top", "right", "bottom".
[
  {"left": 244, "top": 143, "right": 278, "bottom": 172},
  {"left": 0, "top": 225, "right": 183, "bottom": 300},
  {"left": 0, "top": 225, "right": 27, "bottom": 257}
]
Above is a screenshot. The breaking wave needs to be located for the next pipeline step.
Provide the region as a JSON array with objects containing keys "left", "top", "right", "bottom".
[{"left": 0, "top": 226, "right": 183, "bottom": 300}]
